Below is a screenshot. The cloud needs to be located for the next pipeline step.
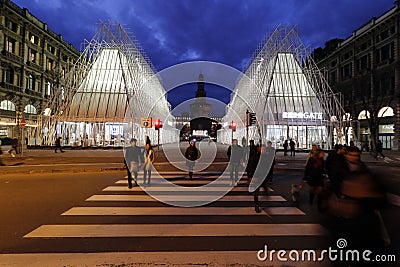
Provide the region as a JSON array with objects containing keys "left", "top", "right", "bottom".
[{"left": 12, "top": 0, "right": 395, "bottom": 114}]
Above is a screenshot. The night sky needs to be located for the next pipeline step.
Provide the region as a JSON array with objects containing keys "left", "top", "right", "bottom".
[{"left": 13, "top": 0, "right": 394, "bottom": 116}]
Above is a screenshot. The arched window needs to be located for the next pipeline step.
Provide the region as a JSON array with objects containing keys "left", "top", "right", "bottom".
[
  {"left": 43, "top": 107, "right": 51, "bottom": 116},
  {"left": 378, "top": 106, "right": 394, "bottom": 118},
  {"left": 0, "top": 100, "right": 16, "bottom": 111},
  {"left": 24, "top": 104, "right": 37, "bottom": 114},
  {"left": 358, "top": 110, "right": 370, "bottom": 120}
]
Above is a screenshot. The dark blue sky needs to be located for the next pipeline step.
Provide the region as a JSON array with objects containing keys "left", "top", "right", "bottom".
[{"left": 13, "top": 0, "right": 394, "bottom": 116}]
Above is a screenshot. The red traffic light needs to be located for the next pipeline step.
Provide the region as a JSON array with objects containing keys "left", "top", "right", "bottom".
[
  {"left": 229, "top": 120, "right": 236, "bottom": 131},
  {"left": 154, "top": 119, "right": 162, "bottom": 130}
]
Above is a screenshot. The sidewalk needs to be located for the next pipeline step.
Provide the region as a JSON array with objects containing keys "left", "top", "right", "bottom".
[{"left": 0, "top": 145, "right": 399, "bottom": 174}]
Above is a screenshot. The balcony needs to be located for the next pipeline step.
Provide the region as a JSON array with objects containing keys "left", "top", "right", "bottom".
[
  {"left": 25, "top": 89, "right": 43, "bottom": 98},
  {"left": 0, "top": 82, "right": 24, "bottom": 93},
  {"left": 1, "top": 50, "right": 23, "bottom": 64}
]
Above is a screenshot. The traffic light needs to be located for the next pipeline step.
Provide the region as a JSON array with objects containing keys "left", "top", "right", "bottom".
[
  {"left": 248, "top": 112, "right": 256, "bottom": 126},
  {"left": 229, "top": 120, "right": 236, "bottom": 131},
  {"left": 154, "top": 119, "right": 162, "bottom": 130}
]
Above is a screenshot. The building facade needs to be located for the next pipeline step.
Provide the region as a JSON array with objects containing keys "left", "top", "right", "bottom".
[
  {"left": 0, "top": 0, "right": 80, "bottom": 145},
  {"left": 315, "top": 2, "right": 400, "bottom": 150}
]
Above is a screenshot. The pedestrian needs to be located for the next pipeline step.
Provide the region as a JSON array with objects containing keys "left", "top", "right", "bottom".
[
  {"left": 283, "top": 140, "right": 288, "bottom": 156},
  {"left": 184, "top": 139, "right": 199, "bottom": 180},
  {"left": 375, "top": 139, "right": 385, "bottom": 159},
  {"left": 246, "top": 140, "right": 259, "bottom": 184},
  {"left": 143, "top": 143, "right": 154, "bottom": 185},
  {"left": 303, "top": 149, "right": 326, "bottom": 211},
  {"left": 54, "top": 137, "right": 64, "bottom": 153},
  {"left": 289, "top": 138, "right": 296, "bottom": 156},
  {"left": 265, "top": 141, "right": 276, "bottom": 183},
  {"left": 227, "top": 138, "right": 244, "bottom": 186},
  {"left": 145, "top": 135, "right": 151, "bottom": 146},
  {"left": 329, "top": 146, "right": 388, "bottom": 251},
  {"left": 325, "top": 144, "right": 347, "bottom": 196},
  {"left": 252, "top": 141, "right": 276, "bottom": 213},
  {"left": 124, "top": 138, "right": 143, "bottom": 188},
  {"left": 8, "top": 137, "right": 18, "bottom": 157},
  {"left": 306, "top": 144, "right": 318, "bottom": 164}
]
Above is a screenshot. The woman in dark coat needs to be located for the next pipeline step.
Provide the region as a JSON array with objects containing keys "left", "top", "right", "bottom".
[{"left": 304, "top": 149, "right": 325, "bottom": 211}]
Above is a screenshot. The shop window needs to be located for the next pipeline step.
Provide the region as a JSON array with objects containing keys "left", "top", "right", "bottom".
[{"left": 378, "top": 106, "right": 394, "bottom": 117}]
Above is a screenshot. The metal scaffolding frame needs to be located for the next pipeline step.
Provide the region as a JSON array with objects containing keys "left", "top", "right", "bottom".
[
  {"left": 219, "top": 26, "right": 347, "bottom": 149},
  {"left": 38, "top": 22, "right": 178, "bottom": 147}
]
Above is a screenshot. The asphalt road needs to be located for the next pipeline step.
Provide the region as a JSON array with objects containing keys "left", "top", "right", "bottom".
[{"left": 0, "top": 168, "right": 399, "bottom": 266}]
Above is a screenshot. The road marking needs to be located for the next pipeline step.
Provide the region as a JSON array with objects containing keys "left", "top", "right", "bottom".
[
  {"left": 114, "top": 179, "right": 274, "bottom": 191},
  {"left": 387, "top": 193, "right": 400, "bottom": 207},
  {"left": 86, "top": 194, "right": 285, "bottom": 202},
  {"left": 103, "top": 186, "right": 273, "bottom": 192},
  {"left": 24, "top": 223, "right": 326, "bottom": 238},
  {"left": 62, "top": 206, "right": 302, "bottom": 216}
]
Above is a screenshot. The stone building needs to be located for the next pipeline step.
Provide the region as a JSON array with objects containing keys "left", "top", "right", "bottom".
[
  {"left": 0, "top": 0, "right": 80, "bottom": 145},
  {"left": 315, "top": 2, "right": 400, "bottom": 150}
]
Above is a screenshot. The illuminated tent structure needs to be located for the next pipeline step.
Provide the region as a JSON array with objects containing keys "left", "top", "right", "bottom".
[
  {"left": 39, "top": 22, "right": 177, "bottom": 146},
  {"left": 218, "top": 27, "right": 347, "bottom": 149}
]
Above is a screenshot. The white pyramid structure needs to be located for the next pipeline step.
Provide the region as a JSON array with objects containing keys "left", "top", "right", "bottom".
[
  {"left": 39, "top": 22, "right": 177, "bottom": 147},
  {"left": 219, "top": 27, "right": 346, "bottom": 149}
]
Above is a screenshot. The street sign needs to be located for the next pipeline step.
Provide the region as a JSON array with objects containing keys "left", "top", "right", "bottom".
[
  {"left": 140, "top": 117, "right": 152, "bottom": 128},
  {"left": 20, "top": 120, "right": 27, "bottom": 127}
]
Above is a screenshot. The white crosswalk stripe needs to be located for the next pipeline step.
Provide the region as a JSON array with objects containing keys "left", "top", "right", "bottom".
[
  {"left": 86, "top": 194, "right": 283, "bottom": 202},
  {"left": 24, "top": 172, "right": 327, "bottom": 242}
]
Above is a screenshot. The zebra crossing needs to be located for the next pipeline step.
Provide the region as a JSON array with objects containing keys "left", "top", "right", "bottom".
[{"left": 24, "top": 172, "right": 328, "bottom": 250}]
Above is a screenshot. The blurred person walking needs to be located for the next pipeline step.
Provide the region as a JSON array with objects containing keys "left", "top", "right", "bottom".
[
  {"left": 245, "top": 140, "right": 259, "bottom": 185},
  {"left": 303, "top": 149, "right": 326, "bottom": 212},
  {"left": 54, "top": 137, "right": 64, "bottom": 153},
  {"left": 252, "top": 141, "right": 275, "bottom": 213}
]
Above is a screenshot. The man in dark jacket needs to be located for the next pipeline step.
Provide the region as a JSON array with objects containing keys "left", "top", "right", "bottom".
[
  {"left": 227, "top": 139, "right": 243, "bottom": 186},
  {"left": 124, "top": 138, "right": 143, "bottom": 188},
  {"left": 185, "top": 140, "right": 199, "bottom": 180},
  {"left": 246, "top": 140, "right": 259, "bottom": 184}
]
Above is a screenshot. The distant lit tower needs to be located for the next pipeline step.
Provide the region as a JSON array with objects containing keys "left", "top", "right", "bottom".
[{"left": 190, "top": 74, "right": 212, "bottom": 118}]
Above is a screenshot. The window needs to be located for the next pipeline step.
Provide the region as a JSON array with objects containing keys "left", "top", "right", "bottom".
[
  {"left": 358, "top": 54, "right": 370, "bottom": 71},
  {"left": 0, "top": 100, "right": 16, "bottom": 111},
  {"left": 27, "top": 74, "right": 35, "bottom": 90},
  {"left": 46, "top": 81, "right": 52, "bottom": 96},
  {"left": 341, "top": 63, "right": 352, "bottom": 78},
  {"left": 6, "top": 19, "right": 18, "bottom": 33},
  {"left": 379, "top": 42, "right": 394, "bottom": 62},
  {"left": 47, "top": 59, "right": 54, "bottom": 71},
  {"left": 29, "top": 33, "right": 39, "bottom": 45},
  {"left": 47, "top": 44, "right": 55, "bottom": 54},
  {"left": 4, "top": 67, "right": 14, "bottom": 84},
  {"left": 6, "top": 37, "right": 16, "bottom": 53},
  {"left": 330, "top": 60, "right": 337, "bottom": 67},
  {"left": 329, "top": 70, "right": 337, "bottom": 85},
  {"left": 24, "top": 104, "right": 37, "bottom": 114},
  {"left": 29, "top": 48, "right": 37, "bottom": 63},
  {"left": 61, "top": 67, "right": 66, "bottom": 78}
]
